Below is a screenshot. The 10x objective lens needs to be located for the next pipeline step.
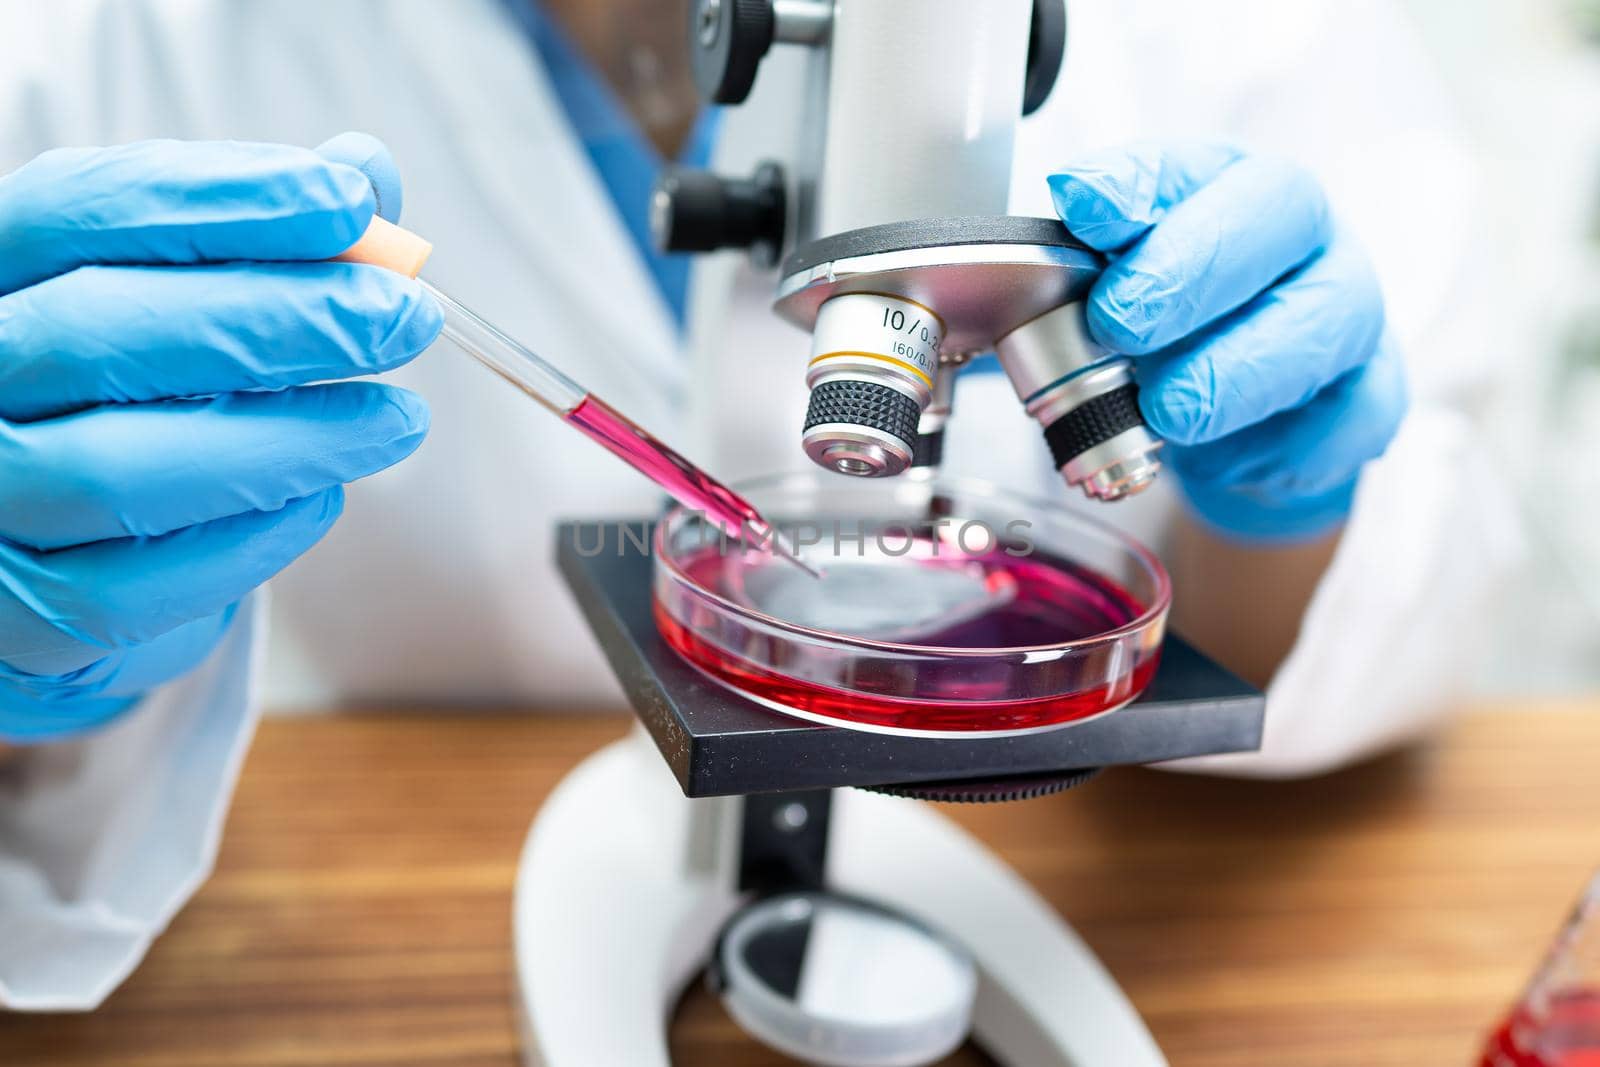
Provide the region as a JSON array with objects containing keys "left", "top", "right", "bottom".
[{"left": 802, "top": 293, "right": 944, "bottom": 477}]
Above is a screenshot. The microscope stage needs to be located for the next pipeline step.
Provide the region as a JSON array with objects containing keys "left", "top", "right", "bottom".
[{"left": 558, "top": 521, "right": 1264, "bottom": 797}]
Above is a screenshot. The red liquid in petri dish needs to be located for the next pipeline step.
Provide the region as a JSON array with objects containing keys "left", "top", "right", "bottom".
[
  {"left": 655, "top": 533, "right": 1160, "bottom": 734},
  {"left": 1482, "top": 992, "right": 1600, "bottom": 1067}
]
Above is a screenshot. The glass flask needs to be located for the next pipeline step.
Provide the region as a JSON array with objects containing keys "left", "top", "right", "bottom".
[{"left": 1482, "top": 871, "right": 1600, "bottom": 1066}]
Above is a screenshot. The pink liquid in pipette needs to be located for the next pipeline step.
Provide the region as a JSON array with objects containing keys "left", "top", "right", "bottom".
[{"left": 564, "top": 395, "right": 800, "bottom": 560}]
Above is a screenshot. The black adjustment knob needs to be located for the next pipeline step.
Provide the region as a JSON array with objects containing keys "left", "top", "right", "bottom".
[
  {"left": 690, "top": 0, "right": 776, "bottom": 105},
  {"left": 1024, "top": 0, "right": 1067, "bottom": 116},
  {"left": 651, "top": 161, "right": 786, "bottom": 267},
  {"left": 866, "top": 767, "right": 1102, "bottom": 804}
]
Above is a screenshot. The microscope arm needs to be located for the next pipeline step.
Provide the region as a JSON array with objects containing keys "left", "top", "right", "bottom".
[
  {"left": 515, "top": 730, "right": 1167, "bottom": 1067},
  {"left": 513, "top": 732, "right": 744, "bottom": 1067},
  {"left": 828, "top": 788, "right": 1167, "bottom": 1067}
]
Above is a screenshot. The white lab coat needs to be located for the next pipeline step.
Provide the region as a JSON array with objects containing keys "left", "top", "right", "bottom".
[{"left": 0, "top": 0, "right": 1518, "bottom": 1010}]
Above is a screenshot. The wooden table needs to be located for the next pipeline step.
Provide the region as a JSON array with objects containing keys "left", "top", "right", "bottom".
[{"left": 2, "top": 706, "right": 1598, "bottom": 1067}]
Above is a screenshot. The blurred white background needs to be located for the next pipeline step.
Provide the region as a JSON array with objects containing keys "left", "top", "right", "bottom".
[{"left": 1401, "top": 0, "right": 1600, "bottom": 694}]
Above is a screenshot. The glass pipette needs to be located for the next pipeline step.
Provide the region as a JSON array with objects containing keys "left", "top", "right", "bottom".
[
  {"left": 423, "top": 283, "right": 819, "bottom": 578},
  {"left": 330, "top": 215, "right": 818, "bottom": 577}
]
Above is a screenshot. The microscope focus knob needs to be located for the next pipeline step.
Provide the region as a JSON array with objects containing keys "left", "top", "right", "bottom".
[
  {"left": 690, "top": 0, "right": 775, "bottom": 105},
  {"left": 651, "top": 162, "right": 787, "bottom": 268},
  {"left": 1024, "top": 0, "right": 1068, "bottom": 116}
]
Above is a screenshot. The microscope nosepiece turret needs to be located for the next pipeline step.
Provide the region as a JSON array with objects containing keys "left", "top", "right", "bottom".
[{"left": 666, "top": 0, "right": 1163, "bottom": 502}]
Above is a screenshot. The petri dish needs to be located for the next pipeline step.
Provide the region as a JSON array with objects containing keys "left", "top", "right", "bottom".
[{"left": 653, "top": 472, "right": 1170, "bottom": 738}]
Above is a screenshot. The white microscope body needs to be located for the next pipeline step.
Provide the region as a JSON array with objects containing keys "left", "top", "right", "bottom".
[
  {"left": 513, "top": 730, "right": 1164, "bottom": 1066},
  {"left": 514, "top": 3, "right": 1175, "bottom": 1063}
]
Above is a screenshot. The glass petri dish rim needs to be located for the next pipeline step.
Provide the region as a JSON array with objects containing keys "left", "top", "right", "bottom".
[{"left": 653, "top": 470, "right": 1173, "bottom": 657}]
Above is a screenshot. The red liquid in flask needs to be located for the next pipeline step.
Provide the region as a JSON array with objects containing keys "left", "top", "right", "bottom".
[
  {"left": 1482, "top": 992, "right": 1600, "bottom": 1067},
  {"left": 656, "top": 532, "right": 1161, "bottom": 734}
]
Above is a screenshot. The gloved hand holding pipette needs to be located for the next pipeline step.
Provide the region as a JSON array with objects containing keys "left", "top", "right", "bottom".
[
  {"left": 337, "top": 226, "right": 816, "bottom": 577},
  {"left": 0, "top": 132, "right": 814, "bottom": 743},
  {"left": 0, "top": 136, "right": 440, "bottom": 742}
]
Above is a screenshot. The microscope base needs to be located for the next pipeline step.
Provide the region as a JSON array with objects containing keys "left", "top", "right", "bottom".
[{"left": 512, "top": 733, "right": 1166, "bottom": 1067}]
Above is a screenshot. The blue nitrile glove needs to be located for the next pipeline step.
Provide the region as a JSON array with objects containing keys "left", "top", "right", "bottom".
[
  {"left": 0, "top": 135, "right": 441, "bottom": 742},
  {"left": 1048, "top": 142, "right": 1407, "bottom": 542}
]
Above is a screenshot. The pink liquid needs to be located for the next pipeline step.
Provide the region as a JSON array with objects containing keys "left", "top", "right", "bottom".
[
  {"left": 657, "top": 532, "right": 1161, "bottom": 733},
  {"left": 566, "top": 395, "right": 781, "bottom": 546},
  {"left": 1482, "top": 992, "right": 1600, "bottom": 1067}
]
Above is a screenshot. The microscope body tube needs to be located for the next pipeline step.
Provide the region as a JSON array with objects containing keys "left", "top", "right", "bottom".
[
  {"left": 812, "top": 0, "right": 1032, "bottom": 235},
  {"left": 799, "top": 0, "right": 1032, "bottom": 477}
]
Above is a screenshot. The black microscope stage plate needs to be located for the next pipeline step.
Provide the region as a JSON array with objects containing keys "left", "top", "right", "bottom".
[{"left": 557, "top": 521, "right": 1264, "bottom": 798}]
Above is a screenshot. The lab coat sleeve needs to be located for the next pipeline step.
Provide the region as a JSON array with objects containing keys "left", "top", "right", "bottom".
[
  {"left": 0, "top": 3, "right": 274, "bottom": 1012},
  {"left": 1168, "top": 409, "right": 1521, "bottom": 779},
  {"left": 0, "top": 592, "right": 265, "bottom": 1011}
]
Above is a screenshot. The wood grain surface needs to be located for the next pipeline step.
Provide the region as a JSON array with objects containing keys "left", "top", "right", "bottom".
[{"left": 1, "top": 705, "right": 1597, "bottom": 1067}]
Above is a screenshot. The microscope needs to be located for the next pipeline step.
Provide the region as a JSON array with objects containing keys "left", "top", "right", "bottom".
[
  {"left": 652, "top": 0, "right": 1162, "bottom": 499},
  {"left": 513, "top": 3, "right": 1264, "bottom": 1064}
]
